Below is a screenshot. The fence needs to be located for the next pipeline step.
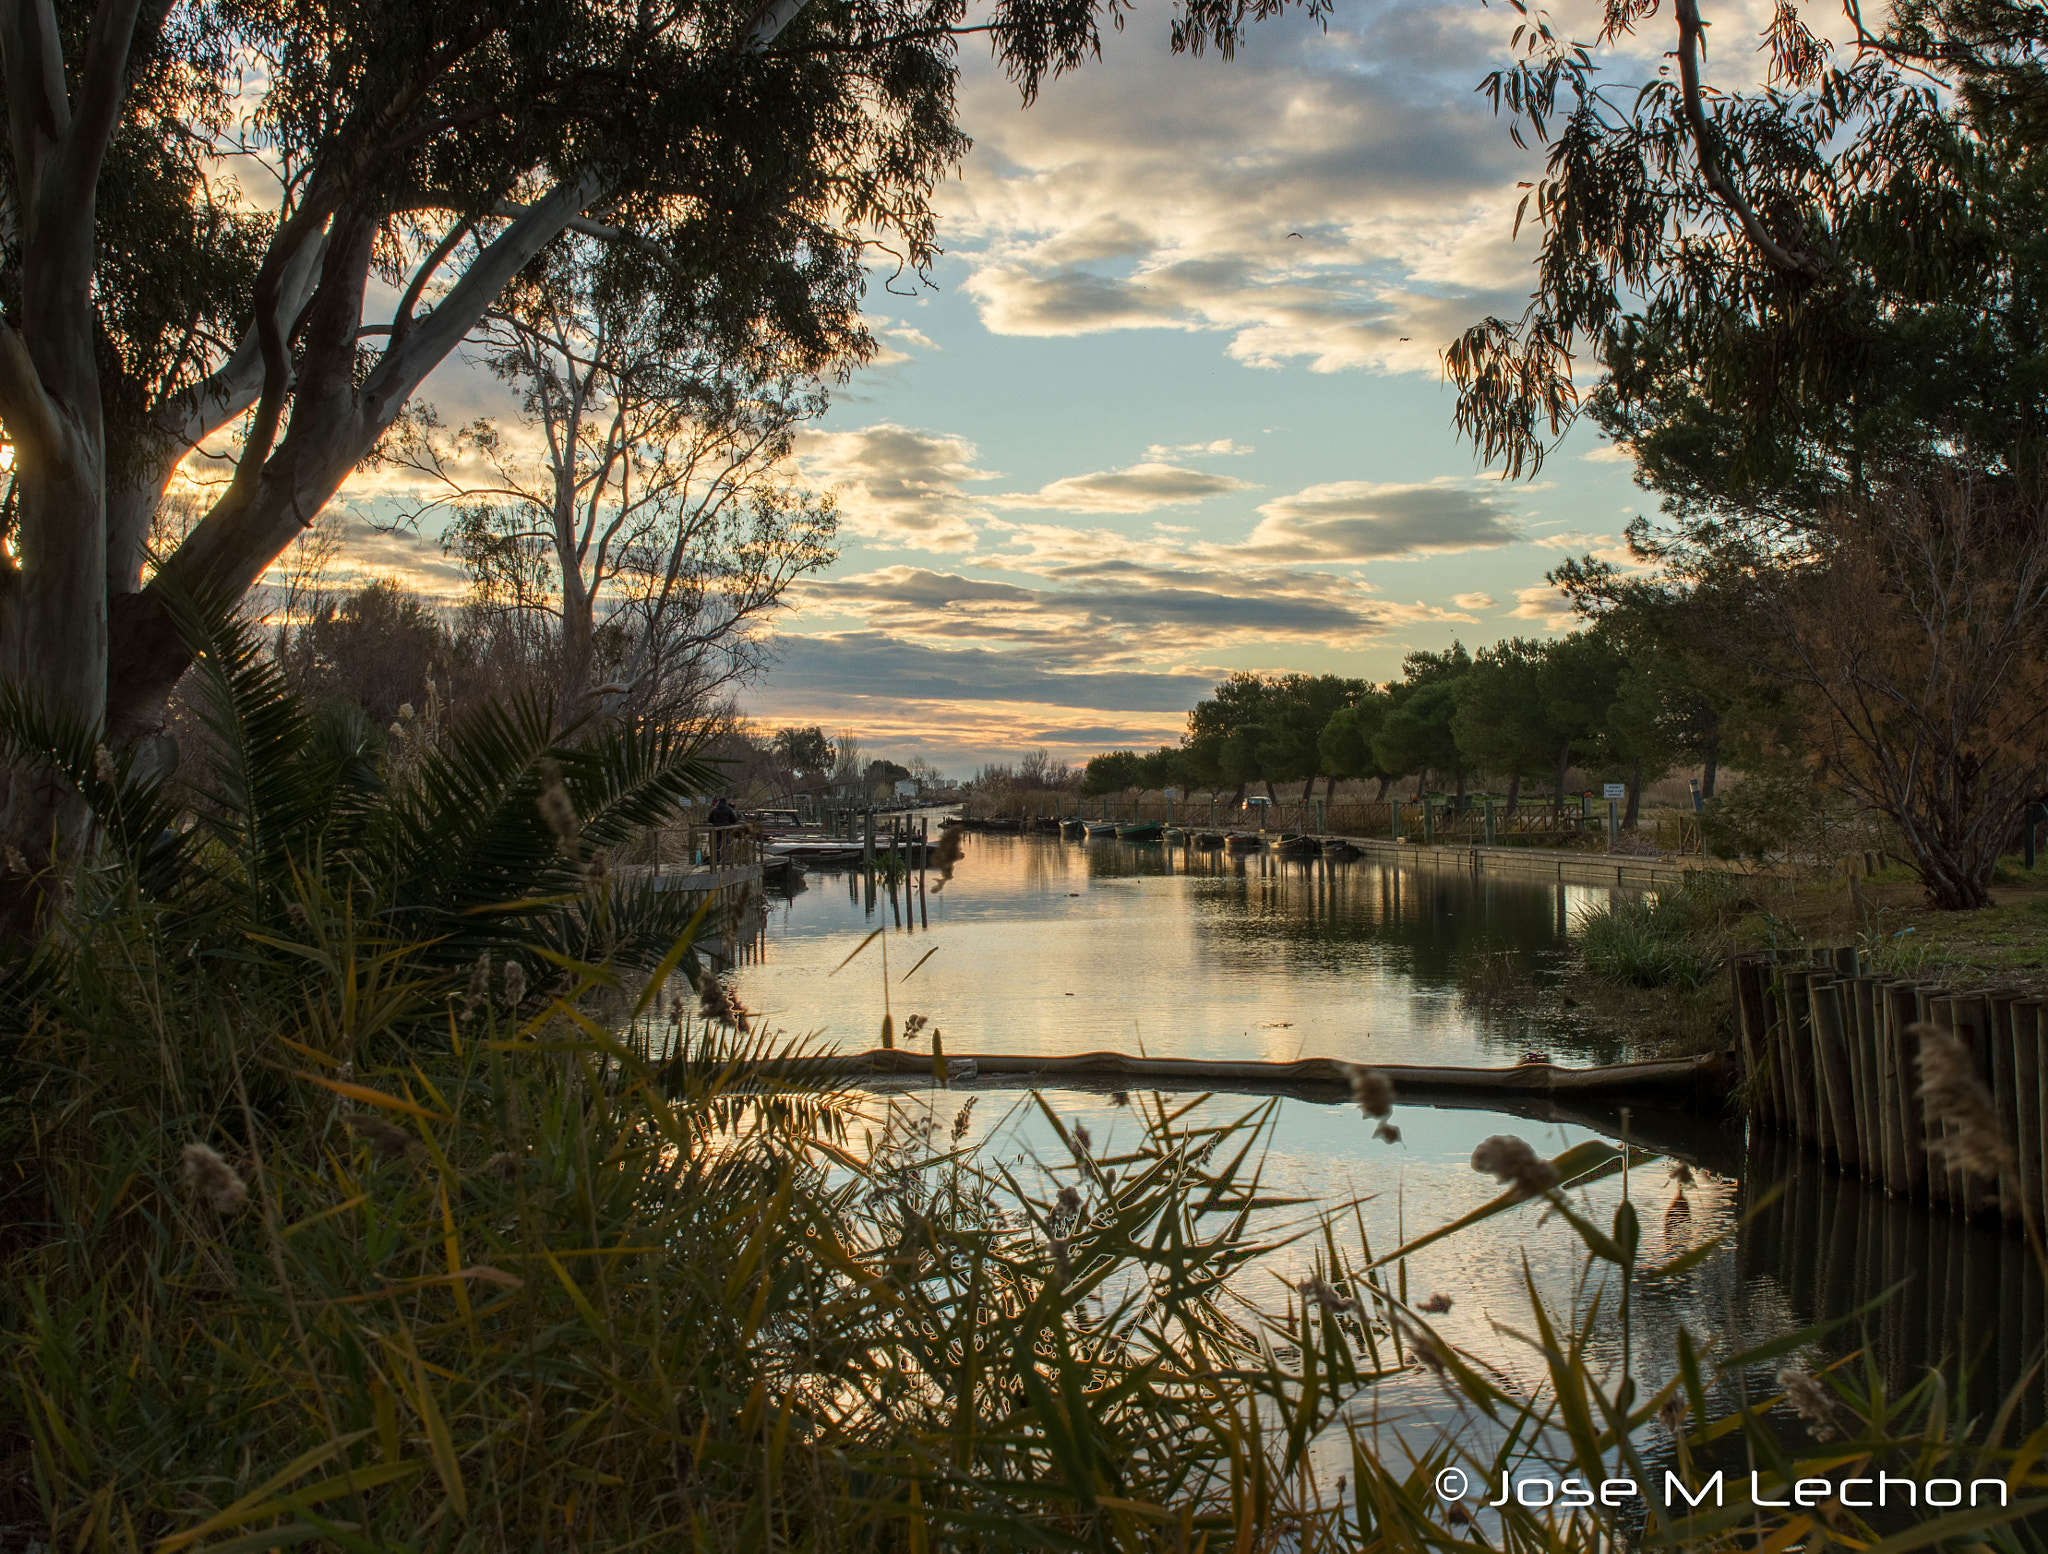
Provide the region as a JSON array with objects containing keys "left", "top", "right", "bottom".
[
  {"left": 1732, "top": 947, "right": 2046, "bottom": 1230},
  {"left": 966, "top": 789, "right": 1704, "bottom": 853}
]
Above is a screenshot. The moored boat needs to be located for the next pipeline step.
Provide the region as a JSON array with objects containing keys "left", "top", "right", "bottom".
[
  {"left": 1061, "top": 819, "right": 1088, "bottom": 839},
  {"left": 1224, "top": 833, "right": 1261, "bottom": 853},
  {"left": 1272, "top": 833, "right": 1318, "bottom": 858},
  {"left": 1321, "top": 838, "right": 1361, "bottom": 860},
  {"left": 1115, "top": 821, "right": 1163, "bottom": 842},
  {"left": 1084, "top": 822, "right": 1119, "bottom": 838},
  {"left": 1194, "top": 832, "right": 1227, "bottom": 849}
]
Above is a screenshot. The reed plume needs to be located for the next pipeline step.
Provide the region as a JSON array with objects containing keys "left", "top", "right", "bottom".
[
  {"left": 1471, "top": 1134, "right": 1558, "bottom": 1198},
  {"left": 930, "top": 826, "right": 965, "bottom": 889},
  {"left": 502, "top": 960, "right": 526, "bottom": 1008},
  {"left": 1344, "top": 1064, "right": 1394, "bottom": 1119},
  {"left": 462, "top": 950, "right": 490, "bottom": 1020},
  {"left": 345, "top": 1113, "right": 417, "bottom": 1162},
  {"left": 537, "top": 761, "right": 579, "bottom": 852},
  {"left": 1777, "top": 1367, "right": 1840, "bottom": 1440},
  {"left": 1913, "top": 1022, "right": 2017, "bottom": 1181},
  {"left": 697, "top": 973, "right": 749, "bottom": 1032},
  {"left": 180, "top": 1143, "right": 247, "bottom": 1213}
]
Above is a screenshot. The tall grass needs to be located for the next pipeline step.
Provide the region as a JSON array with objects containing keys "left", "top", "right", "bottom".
[
  {"left": 1575, "top": 873, "right": 1756, "bottom": 991},
  {"left": 8, "top": 908, "right": 2045, "bottom": 1549},
  {"left": 1, "top": 647, "right": 2041, "bottom": 1549}
]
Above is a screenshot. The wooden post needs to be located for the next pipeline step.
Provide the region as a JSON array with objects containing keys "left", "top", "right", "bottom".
[
  {"left": 1871, "top": 979, "right": 1907, "bottom": 1196},
  {"left": 1808, "top": 979, "right": 1861, "bottom": 1169},
  {"left": 1886, "top": 982, "right": 1929, "bottom": 1199},
  {"left": 1782, "top": 969, "right": 1822, "bottom": 1147},
  {"left": 2020, "top": 1000, "right": 2047, "bottom": 1232},
  {"left": 1731, "top": 956, "right": 1768, "bottom": 1124},
  {"left": 1952, "top": 994, "right": 1993, "bottom": 1219},
  {"left": 1989, "top": 995, "right": 2022, "bottom": 1226},
  {"left": 1927, "top": 994, "right": 1966, "bottom": 1212},
  {"left": 1849, "top": 977, "right": 1880, "bottom": 1182}
]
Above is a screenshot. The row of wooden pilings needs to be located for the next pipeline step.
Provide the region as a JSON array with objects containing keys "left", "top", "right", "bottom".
[{"left": 1732, "top": 948, "right": 2045, "bottom": 1230}]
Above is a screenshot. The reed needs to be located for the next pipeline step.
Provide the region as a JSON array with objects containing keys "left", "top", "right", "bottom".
[{"left": 0, "top": 640, "right": 2038, "bottom": 1551}]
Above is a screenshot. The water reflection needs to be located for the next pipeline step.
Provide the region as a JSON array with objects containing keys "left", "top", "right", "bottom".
[
  {"left": 738, "top": 832, "right": 1638, "bottom": 1066},
  {"left": 865, "top": 1081, "right": 2044, "bottom": 1473}
]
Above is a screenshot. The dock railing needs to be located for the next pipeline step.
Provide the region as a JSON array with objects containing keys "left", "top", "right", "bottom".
[{"left": 962, "top": 789, "right": 1706, "bottom": 852}]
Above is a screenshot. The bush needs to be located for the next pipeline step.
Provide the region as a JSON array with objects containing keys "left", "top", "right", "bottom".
[{"left": 1574, "top": 872, "right": 1748, "bottom": 989}]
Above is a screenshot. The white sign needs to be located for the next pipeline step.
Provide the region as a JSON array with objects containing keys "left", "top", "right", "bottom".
[
  {"left": 1603, "top": 783, "right": 1626, "bottom": 800},
  {"left": 1163, "top": 787, "right": 1178, "bottom": 798}
]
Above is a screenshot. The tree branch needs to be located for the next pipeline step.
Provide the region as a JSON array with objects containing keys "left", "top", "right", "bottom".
[{"left": 1672, "top": 0, "right": 1828, "bottom": 280}]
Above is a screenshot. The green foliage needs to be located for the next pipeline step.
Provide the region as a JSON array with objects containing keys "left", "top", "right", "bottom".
[
  {"left": 1317, "top": 694, "right": 1389, "bottom": 785},
  {"left": 1080, "top": 749, "right": 1143, "bottom": 796}
]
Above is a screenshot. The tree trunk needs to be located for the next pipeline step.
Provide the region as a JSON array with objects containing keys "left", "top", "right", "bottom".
[
  {"left": 1374, "top": 776, "right": 1389, "bottom": 801},
  {"left": 1264, "top": 778, "right": 1277, "bottom": 803},
  {"left": 1701, "top": 727, "right": 1719, "bottom": 801},
  {"left": 1505, "top": 772, "right": 1521, "bottom": 819},
  {"left": 1454, "top": 768, "right": 1467, "bottom": 815},
  {"left": 1301, "top": 776, "right": 1314, "bottom": 803},
  {"left": 1624, "top": 758, "right": 1643, "bottom": 828},
  {"left": 1554, "top": 741, "right": 1572, "bottom": 823}
]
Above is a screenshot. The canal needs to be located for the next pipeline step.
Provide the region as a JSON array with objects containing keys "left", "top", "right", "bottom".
[{"left": 727, "top": 829, "right": 2045, "bottom": 1484}]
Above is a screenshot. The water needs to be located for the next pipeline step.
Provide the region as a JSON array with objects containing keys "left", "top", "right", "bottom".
[
  {"left": 731, "top": 830, "right": 2047, "bottom": 1489},
  {"left": 736, "top": 830, "right": 1640, "bottom": 1065}
]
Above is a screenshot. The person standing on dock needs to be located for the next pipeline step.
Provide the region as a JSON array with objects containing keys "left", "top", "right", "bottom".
[{"left": 706, "top": 795, "right": 740, "bottom": 865}]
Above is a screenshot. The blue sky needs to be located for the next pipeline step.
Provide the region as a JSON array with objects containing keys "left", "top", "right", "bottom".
[
  {"left": 317, "top": 0, "right": 1725, "bottom": 773},
  {"left": 737, "top": 0, "right": 1664, "bottom": 770}
]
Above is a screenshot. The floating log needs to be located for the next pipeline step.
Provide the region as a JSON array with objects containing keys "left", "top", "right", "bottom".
[{"left": 747, "top": 1046, "right": 1726, "bottom": 1101}]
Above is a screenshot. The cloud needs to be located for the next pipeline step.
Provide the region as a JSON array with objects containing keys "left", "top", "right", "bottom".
[
  {"left": 995, "top": 461, "right": 1254, "bottom": 514},
  {"left": 1529, "top": 528, "right": 1647, "bottom": 569},
  {"left": 881, "top": 323, "right": 940, "bottom": 352},
  {"left": 794, "top": 424, "right": 995, "bottom": 550},
  {"left": 765, "top": 632, "right": 1215, "bottom": 710},
  {"left": 803, "top": 565, "right": 1042, "bottom": 612},
  {"left": 1508, "top": 582, "right": 1577, "bottom": 629},
  {"left": 1452, "top": 591, "right": 1498, "bottom": 610},
  {"left": 1146, "top": 438, "right": 1254, "bottom": 459},
  {"left": 1580, "top": 441, "right": 1634, "bottom": 465},
  {"left": 1025, "top": 724, "right": 1175, "bottom": 745},
  {"left": 940, "top": 6, "right": 1545, "bottom": 374},
  {"left": 1236, "top": 479, "right": 1521, "bottom": 561}
]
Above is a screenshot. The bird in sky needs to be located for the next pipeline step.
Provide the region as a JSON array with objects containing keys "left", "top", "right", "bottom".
[{"left": 1286, "top": 231, "right": 1303, "bottom": 239}]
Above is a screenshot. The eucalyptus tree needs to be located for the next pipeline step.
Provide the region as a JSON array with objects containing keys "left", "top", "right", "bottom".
[
  {"left": 0, "top": 0, "right": 1227, "bottom": 923},
  {"left": 389, "top": 238, "right": 836, "bottom": 726},
  {"left": 1445, "top": 0, "right": 2048, "bottom": 520}
]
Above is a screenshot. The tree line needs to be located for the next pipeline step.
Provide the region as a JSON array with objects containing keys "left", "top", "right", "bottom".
[{"left": 1079, "top": 610, "right": 1723, "bottom": 830}]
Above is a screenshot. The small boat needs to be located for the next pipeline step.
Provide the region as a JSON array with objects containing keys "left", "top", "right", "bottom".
[
  {"left": 1162, "top": 825, "right": 1186, "bottom": 842},
  {"left": 1061, "top": 819, "right": 1088, "bottom": 840},
  {"left": 1273, "top": 833, "right": 1319, "bottom": 858},
  {"left": 1321, "top": 838, "right": 1361, "bottom": 860},
  {"left": 1225, "top": 834, "right": 1261, "bottom": 853},
  {"left": 1084, "top": 822, "right": 1119, "bottom": 839},
  {"left": 1029, "top": 817, "right": 1063, "bottom": 834},
  {"left": 1193, "top": 832, "right": 1227, "bottom": 849},
  {"left": 1116, "top": 821, "right": 1163, "bottom": 842}
]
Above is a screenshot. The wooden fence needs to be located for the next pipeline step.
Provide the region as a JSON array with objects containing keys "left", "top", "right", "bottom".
[{"left": 1732, "top": 948, "right": 2045, "bottom": 1230}]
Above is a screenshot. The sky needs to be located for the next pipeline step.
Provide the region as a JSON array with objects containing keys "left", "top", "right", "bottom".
[{"left": 303, "top": 0, "right": 1783, "bottom": 774}]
